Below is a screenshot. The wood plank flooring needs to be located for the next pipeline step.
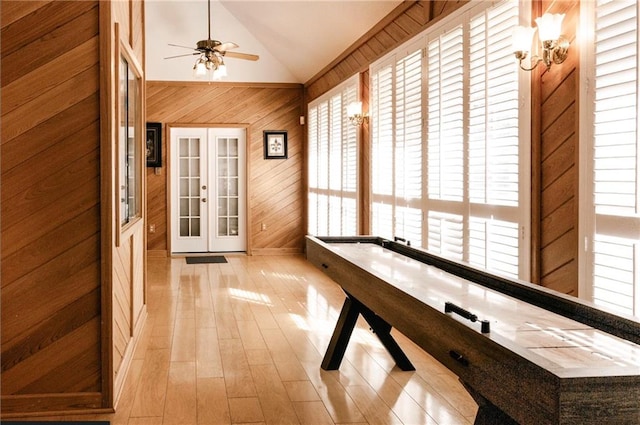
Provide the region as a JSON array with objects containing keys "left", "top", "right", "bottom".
[{"left": 10, "top": 255, "right": 477, "bottom": 424}]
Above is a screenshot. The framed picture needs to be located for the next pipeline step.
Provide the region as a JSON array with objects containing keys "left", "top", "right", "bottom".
[
  {"left": 263, "top": 130, "right": 288, "bottom": 159},
  {"left": 146, "top": 122, "right": 162, "bottom": 167}
]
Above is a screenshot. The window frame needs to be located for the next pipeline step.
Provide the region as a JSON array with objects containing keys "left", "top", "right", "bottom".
[
  {"left": 116, "top": 38, "right": 144, "bottom": 246},
  {"left": 579, "top": 0, "right": 640, "bottom": 317},
  {"left": 307, "top": 74, "right": 360, "bottom": 237},
  {"left": 370, "top": 38, "right": 426, "bottom": 247},
  {"left": 369, "top": 0, "right": 531, "bottom": 280}
]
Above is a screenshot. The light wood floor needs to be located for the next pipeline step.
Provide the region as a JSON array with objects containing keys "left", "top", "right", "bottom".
[{"left": 18, "top": 254, "right": 477, "bottom": 424}]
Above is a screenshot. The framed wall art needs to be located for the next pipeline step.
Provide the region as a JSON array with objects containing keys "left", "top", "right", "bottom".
[
  {"left": 146, "top": 122, "right": 162, "bottom": 167},
  {"left": 263, "top": 130, "right": 287, "bottom": 159}
]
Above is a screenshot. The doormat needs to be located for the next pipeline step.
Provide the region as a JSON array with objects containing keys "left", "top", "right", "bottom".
[{"left": 186, "top": 256, "right": 227, "bottom": 264}]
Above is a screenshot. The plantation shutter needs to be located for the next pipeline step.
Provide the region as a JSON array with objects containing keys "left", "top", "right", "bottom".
[
  {"left": 342, "top": 85, "right": 358, "bottom": 236},
  {"left": 367, "top": 0, "right": 527, "bottom": 279},
  {"left": 371, "top": 62, "right": 395, "bottom": 239},
  {"left": 467, "top": 0, "right": 521, "bottom": 277},
  {"left": 395, "top": 48, "right": 424, "bottom": 246},
  {"left": 425, "top": 1, "right": 523, "bottom": 277},
  {"left": 307, "top": 75, "right": 359, "bottom": 237},
  {"left": 329, "top": 94, "right": 343, "bottom": 236},
  {"left": 585, "top": 0, "right": 640, "bottom": 316},
  {"left": 308, "top": 106, "right": 319, "bottom": 234},
  {"left": 371, "top": 44, "right": 423, "bottom": 244},
  {"left": 427, "top": 25, "right": 465, "bottom": 261},
  {"left": 317, "top": 101, "right": 329, "bottom": 234}
]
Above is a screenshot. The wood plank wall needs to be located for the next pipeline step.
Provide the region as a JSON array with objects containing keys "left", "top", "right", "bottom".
[
  {"left": 305, "top": 0, "right": 581, "bottom": 296},
  {"left": 536, "top": 0, "right": 579, "bottom": 295},
  {"left": 110, "top": 0, "right": 148, "bottom": 407},
  {"left": 1, "top": 0, "right": 147, "bottom": 416},
  {"left": 146, "top": 81, "right": 305, "bottom": 255},
  {"left": 1, "top": 0, "right": 103, "bottom": 414},
  {"left": 360, "top": 71, "right": 371, "bottom": 235}
]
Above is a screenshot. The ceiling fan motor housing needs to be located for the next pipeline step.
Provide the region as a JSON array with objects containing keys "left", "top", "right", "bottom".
[{"left": 197, "top": 39, "right": 221, "bottom": 51}]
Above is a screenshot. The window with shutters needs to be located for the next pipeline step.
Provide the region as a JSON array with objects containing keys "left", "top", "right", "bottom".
[
  {"left": 370, "top": 0, "right": 530, "bottom": 279},
  {"left": 580, "top": 0, "right": 640, "bottom": 317},
  {"left": 371, "top": 41, "right": 424, "bottom": 246},
  {"left": 308, "top": 75, "right": 359, "bottom": 236}
]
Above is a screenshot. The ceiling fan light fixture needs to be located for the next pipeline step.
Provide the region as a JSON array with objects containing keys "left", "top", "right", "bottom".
[
  {"left": 193, "top": 58, "right": 208, "bottom": 77},
  {"left": 214, "top": 63, "right": 227, "bottom": 79},
  {"left": 193, "top": 53, "right": 227, "bottom": 80}
]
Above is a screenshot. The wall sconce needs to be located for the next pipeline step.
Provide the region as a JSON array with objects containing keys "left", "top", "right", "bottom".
[
  {"left": 347, "top": 101, "right": 368, "bottom": 127},
  {"left": 512, "top": 13, "right": 569, "bottom": 72}
]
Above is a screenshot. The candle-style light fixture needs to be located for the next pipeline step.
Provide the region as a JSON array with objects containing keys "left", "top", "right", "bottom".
[
  {"left": 347, "top": 101, "right": 368, "bottom": 127},
  {"left": 512, "top": 12, "right": 569, "bottom": 72}
]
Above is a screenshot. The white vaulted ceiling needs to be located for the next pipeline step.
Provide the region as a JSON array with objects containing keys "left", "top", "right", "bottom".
[{"left": 145, "top": 0, "right": 402, "bottom": 83}]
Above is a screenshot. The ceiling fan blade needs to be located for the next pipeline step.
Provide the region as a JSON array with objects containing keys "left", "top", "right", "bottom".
[
  {"left": 164, "top": 52, "right": 200, "bottom": 59},
  {"left": 217, "top": 42, "right": 239, "bottom": 52},
  {"left": 168, "top": 43, "right": 197, "bottom": 50},
  {"left": 224, "top": 51, "right": 259, "bottom": 61}
]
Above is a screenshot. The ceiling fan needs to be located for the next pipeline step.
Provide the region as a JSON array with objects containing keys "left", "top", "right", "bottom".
[{"left": 165, "top": 0, "right": 259, "bottom": 78}]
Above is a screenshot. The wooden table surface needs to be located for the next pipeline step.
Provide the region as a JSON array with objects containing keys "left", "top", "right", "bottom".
[
  {"left": 308, "top": 236, "right": 640, "bottom": 424},
  {"left": 326, "top": 242, "right": 640, "bottom": 376}
]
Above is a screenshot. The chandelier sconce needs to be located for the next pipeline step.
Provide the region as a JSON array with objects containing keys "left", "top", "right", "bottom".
[
  {"left": 347, "top": 101, "right": 368, "bottom": 127},
  {"left": 512, "top": 13, "right": 569, "bottom": 72}
]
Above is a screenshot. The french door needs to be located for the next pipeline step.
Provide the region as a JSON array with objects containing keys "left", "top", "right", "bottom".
[{"left": 170, "top": 127, "right": 246, "bottom": 253}]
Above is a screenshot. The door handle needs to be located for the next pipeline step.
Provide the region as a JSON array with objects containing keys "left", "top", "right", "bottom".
[
  {"left": 202, "top": 198, "right": 207, "bottom": 203},
  {"left": 202, "top": 185, "right": 207, "bottom": 190}
]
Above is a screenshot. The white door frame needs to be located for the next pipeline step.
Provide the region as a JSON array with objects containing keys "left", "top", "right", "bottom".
[
  {"left": 168, "top": 125, "right": 248, "bottom": 254},
  {"left": 169, "top": 127, "right": 208, "bottom": 253},
  {"left": 208, "top": 127, "right": 247, "bottom": 252}
]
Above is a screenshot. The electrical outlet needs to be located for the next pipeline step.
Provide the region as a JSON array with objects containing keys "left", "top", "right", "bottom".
[
  {"left": 149, "top": 224, "right": 156, "bottom": 233},
  {"left": 261, "top": 223, "right": 267, "bottom": 231}
]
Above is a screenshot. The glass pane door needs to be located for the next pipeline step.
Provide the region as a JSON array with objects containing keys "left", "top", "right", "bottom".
[
  {"left": 171, "top": 129, "right": 208, "bottom": 252},
  {"left": 209, "top": 128, "right": 246, "bottom": 252},
  {"left": 171, "top": 127, "right": 245, "bottom": 253},
  {"left": 179, "top": 137, "right": 202, "bottom": 237},
  {"left": 217, "top": 137, "right": 239, "bottom": 237}
]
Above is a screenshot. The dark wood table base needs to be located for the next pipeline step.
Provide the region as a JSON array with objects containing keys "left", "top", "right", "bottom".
[
  {"left": 321, "top": 291, "right": 415, "bottom": 371},
  {"left": 322, "top": 292, "right": 521, "bottom": 424}
]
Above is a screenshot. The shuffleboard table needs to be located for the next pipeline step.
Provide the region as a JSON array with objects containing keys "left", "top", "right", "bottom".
[{"left": 306, "top": 235, "right": 640, "bottom": 425}]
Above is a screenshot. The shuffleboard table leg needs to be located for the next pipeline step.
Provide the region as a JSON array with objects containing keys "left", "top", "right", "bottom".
[
  {"left": 321, "top": 292, "right": 415, "bottom": 371},
  {"left": 321, "top": 296, "right": 360, "bottom": 370},
  {"left": 356, "top": 300, "right": 415, "bottom": 371}
]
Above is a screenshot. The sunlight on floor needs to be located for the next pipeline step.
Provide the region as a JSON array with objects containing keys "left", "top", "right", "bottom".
[{"left": 227, "top": 287, "right": 272, "bottom": 305}]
